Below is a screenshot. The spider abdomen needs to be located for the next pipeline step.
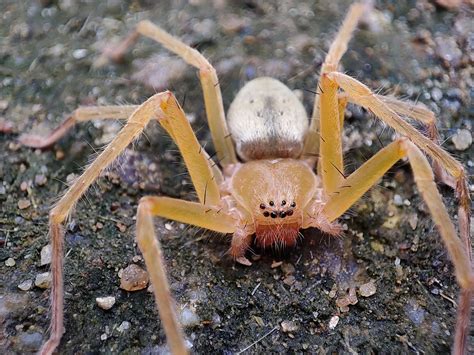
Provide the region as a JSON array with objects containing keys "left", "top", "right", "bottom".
[{"left": 227, "top": 77, "right": 308, "bottom": 161}]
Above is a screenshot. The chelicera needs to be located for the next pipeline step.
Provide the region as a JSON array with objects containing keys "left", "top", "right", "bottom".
[{"left": 16, "top": 2, "right": 472, "bottom": 355}]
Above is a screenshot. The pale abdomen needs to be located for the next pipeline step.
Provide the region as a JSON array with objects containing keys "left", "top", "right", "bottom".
[{"left": 227, "top": 77, "right": 309, "bottom": 161}]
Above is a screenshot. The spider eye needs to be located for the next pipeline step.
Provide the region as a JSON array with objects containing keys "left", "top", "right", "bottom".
[
  {"left": 280, "top": 211, "right": 286, "bottom": 218},
  {"left": 270, "top": 211, "right": 277, "bottom": 218},
  {"left": 281, "top": 200, "right": 286, "bottom": 206},
  {"left": 269, "top": 201, "right": 274, "bottom": 206},
  {"left": 287, "top": 210, "right": 294, "bottom": 216},
  {"left": 290, "top": 202, "right": 296, "bottom": 208},
  {"left": 260, "top": 203, "right": 266, "bottom": 209},
  {"left": 263, "top": 211, "right": 270, "bottom": 217}
]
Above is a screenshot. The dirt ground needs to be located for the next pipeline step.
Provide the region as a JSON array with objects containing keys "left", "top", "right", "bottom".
[{"left": 0, "top": 0, "right": 473, "bottom": 354}]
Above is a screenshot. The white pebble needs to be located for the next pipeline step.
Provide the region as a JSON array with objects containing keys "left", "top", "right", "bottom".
[
  {"left": 359, "top": 281, "right": 377, "bottom": 297},
  {"left": 5, "top": 257, "right": 15, "bottom": 267},
  {"left": 329, "top": 315, "right": 340, "bottom": 329},
  {"left": 18, "top": 279, "right": 33, "bottom": 291},
  {"left": 72, "top": 48, "right": 88, "bottom": 59},
  {"left": 117, "top": 321, "right": 131, "bottom": 333},
  {"left": 452, "top": 129, "right": 472, "bottom": 151},
  {"left": 96, "top": 296, "right": 116, "bottom": 310},
  {"left": 179, "top": 307, "right": 200, "bottom": 327},
  {"left": 40, "top": 244, "right": 52, "bottom": 266},
  {"left": 281, "top": 320, "right": 299, "bottom": 333},
  {"left": 100, "top": 333, "right": 107, "bottom": 341},
  {"left": 35, "top": 272, "right": 52, "bottom": 289},
  {"left": 393, "top": 194, "right": 403, "bottom": 206}
]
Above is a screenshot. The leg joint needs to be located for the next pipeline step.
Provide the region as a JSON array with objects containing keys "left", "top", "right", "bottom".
[
  {"left": 138, "top": 196, "right": 157, "bottom": 214},
  {"left": 49, "top": 208, "right": 64, "bottom": 224}
]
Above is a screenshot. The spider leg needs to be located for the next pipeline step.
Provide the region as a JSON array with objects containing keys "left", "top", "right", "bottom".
[
  {"left": 321, "top": 138, "right": 473, "bottom": 353},
  {"left": 373, "top": 94, "right": 455, "bottom": 189},
  {"left": 136, "top": 196, "right": 237, "bottom": 355},
  {"left": 40, "top": 91, "right": 222, "bottom": 355},
  {"left": 95, "top": 21, "right": 237, "bottom": 166},
  {"left": 303, "top": 1, "right": 368, "bottom": 158},
  {"left": 18, "top": 105, "right": 139, "bottom": 149},
  {"left": 318, "top": 74, "right": 345, "bottom": 193},
  {"left": 343, "top": 92, "right": 454, "bottom": 189},
  {"left": 326, "top": 71, "right": 471, "bottom": 264}
]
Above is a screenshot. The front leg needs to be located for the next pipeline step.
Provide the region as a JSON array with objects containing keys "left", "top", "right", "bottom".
[
  {"left": 136, "top": 196, "right": 237, "bottom": 355},
  {"left": 41, "top": 95, "right": 166, "bottom": 355},
  {"left": 40, "top": 91, "right": 220, "bottom": 355}
]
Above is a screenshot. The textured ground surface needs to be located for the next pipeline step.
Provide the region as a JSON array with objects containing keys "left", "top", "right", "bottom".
[{"left": 0, "top": 0, "right": 473, "bottom": 353}]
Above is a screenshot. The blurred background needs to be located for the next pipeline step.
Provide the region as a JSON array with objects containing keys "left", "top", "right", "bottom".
[{"left": 0, "top": 0, "right": 472, "bottom": 353}]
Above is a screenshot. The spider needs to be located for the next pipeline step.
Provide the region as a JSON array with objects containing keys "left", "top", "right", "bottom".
[{"left": 15, "top": 2, "right": 472, "bottom": 354}]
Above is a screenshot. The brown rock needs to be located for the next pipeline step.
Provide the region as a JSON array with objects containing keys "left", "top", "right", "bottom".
[{"left": 119, "top": 264, "right": 149, "bottom": 291}]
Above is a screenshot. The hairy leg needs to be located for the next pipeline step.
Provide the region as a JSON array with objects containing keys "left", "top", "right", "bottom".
[
  {"left": 326, "top": 72, "right": 471, "bottom": 274},
  {"left": 318, "top": 74, "right": 351, "bottom": 193},
  {"left": 322, "top": 138, "right": 473, "bottom": 353},
  {"left": 303, "top": 1, "right": 368, "bottom": 158},
  {"left": 96, "top": 21, "right": 237, "bottom": 165},
  {"left": 346, "top": 93, "right": 454, "bottom": 188},
  {"left": 40, "top": 91, "right": 222, "bottom": 354},
  {"left": 136, "top": 196, "right": 237, "bottom": 355},
  {"left": 19, "top": 105, "right": 138, "bottom": 149}
]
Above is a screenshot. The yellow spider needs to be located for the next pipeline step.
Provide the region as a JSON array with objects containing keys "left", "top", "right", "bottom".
[{"left": 17, "top": 2, "right": 472, "bottom": 354}]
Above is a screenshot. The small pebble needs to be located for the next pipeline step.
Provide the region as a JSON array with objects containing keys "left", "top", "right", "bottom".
[
  {"left": 430, "top": 87, "right": 443, "bottom": 102},
  {"left": 281, "top": 263, "right": 295, "bottom": 275},
  {"left": 179, "top": 307, "right": 200, "bottom": 327},
  {"left": 132, "top": 255, "right": 142, "bottom": 263},
  {"left": 96, "top": 296, "right": 116, "bottom": 310},
  {"left": 0, "top": 100, "right": 9, "bottom": 111},
  {"left": 253, "top": 315, "right": 264, "bottom": 326},
  {"left": 393, "top": 194, "right": 403, "bottom": 206},
  {"left": 328, "top": 315, "right": 340, "bottom": 329},
  {"left": 20, "top": 181, "right": 28, "bottom": 191},
  {"left": 40, "top": 244, "right": 52, "bottom": 266},
  {"left": 5, "top": 257, "right": 16, "bottom": 267},
  {"left": 452, "top": 129, "right": 472, "bottom": 151},
  {"left": 18, "top": 199, "right": 31, "bottom": 210},
  {"left": 18, "top": 331, "right": 43, "bottom": 351},
  {"left": 359, "top": 281, "right": 377, "bottom": 297},
  {"left": 336, "top": 288, "right": 358, "bottom": 311},
  {"left": 116, "top": 222, "right": 127, "bottom": 233},
  {"left": 72, "top": 48, "right": 88, "bottom": 59},
  {"left": 34, "top": 174, "right": 47, "bottom": 186},
  {"left": 281, "top": 320, "right": 299, "bottom": 333},
  {"left": 283, "top": 275, "right": 295, "bottom": 286},
  {"left": 100, "top": 333, "right": 107, "bottom": 341},
  {"left": 18, "top": 280, "right": 33, "bottom": 291},
  {"left": 271, "top": 260, "right": 283, "bottom": 268},
  {"left": 408, "top": 214, "right": 418, "bottom": 230},
  {"left": 119, "top": 264, "right": 149, "bottom": 291},
  {"left": 405, "top": 299, "right": 426, "bottom": 325},
  {"left": 117, "top": 321, "right": 131, "bottom": 333},
  {"left": 370, "top": 241, "right": 384, "bottom": 253},
  {"left": 35, "top": 272, "right": 52, "bottom": 289},
  {"left": 55, "top": 149, "right": 65, "bottom": 160}
]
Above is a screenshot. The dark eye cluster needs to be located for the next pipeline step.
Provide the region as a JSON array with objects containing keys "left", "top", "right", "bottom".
[{"left": 259, "top": 200, "right": 296, "bottom": 218}]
